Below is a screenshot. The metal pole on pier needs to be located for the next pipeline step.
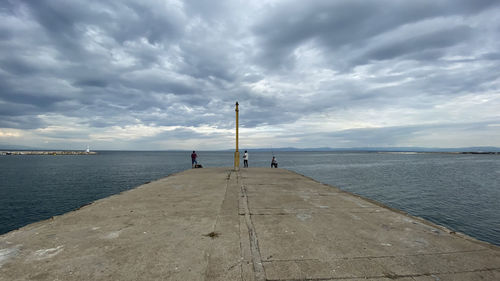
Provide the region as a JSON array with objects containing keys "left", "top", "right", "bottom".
[{"left": 234, "top": 102, "right": 240, "bottom": 169}]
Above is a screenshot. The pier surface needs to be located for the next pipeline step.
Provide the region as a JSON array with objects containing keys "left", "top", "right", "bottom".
[{"left": 1, "top": 168, "right": 499, "bottom": 280}]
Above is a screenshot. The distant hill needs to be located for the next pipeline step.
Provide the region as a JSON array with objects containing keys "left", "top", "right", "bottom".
[
  {"left": 239, "top": 146, "right": 500, "bottom": 152},
  {"left": 2, "top": 145, "right": 498, "bottom": 153}
]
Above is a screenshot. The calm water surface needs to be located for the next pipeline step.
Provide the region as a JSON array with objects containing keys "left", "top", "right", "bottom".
[{"left": 1, "top": 151, "right": 498, "bottom": 246}]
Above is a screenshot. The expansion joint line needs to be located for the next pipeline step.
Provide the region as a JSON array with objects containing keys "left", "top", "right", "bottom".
[
  {"left": 203, "top": 170, "right": 232, "bottom": 280},
  {"left": 212, "top": 170, "right": 231, "bottom": 232},
  {"left": 239, "top": 172, "right": 266, "bottom": 281}
]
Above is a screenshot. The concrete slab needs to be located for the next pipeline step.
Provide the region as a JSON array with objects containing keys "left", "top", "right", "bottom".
[
  {"left": 1, "top": 167, "right": 499, "bottom": 280},
  {"left": 241, "top": 168, "right": 499, "bottom": 280},
  {"left": 0, "top": 168, "right": 233, "bottom": 281}
]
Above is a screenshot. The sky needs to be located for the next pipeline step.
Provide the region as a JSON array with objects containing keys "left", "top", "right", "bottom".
[{"left": 0, "top": 0, "right": 499, "bottom": 150}]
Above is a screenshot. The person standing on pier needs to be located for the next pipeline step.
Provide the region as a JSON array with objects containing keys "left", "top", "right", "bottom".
[
  {"left": 243, "top": 150, "right": 249, "bottom": 168},
  {"left": 191, "top": 151, "right": 198, "bottom": 168}
]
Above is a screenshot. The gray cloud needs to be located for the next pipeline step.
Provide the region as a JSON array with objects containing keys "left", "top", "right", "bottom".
[
  {"left": 363, "top": 26, "right": 473, "bottom": 62},
  {"left": 0, "top": 0, "right": 499, "bottom": 149},
  {"left": 73, "top": 79, "right": 109, "bottom": 88},
  {"left": 0, "top": 115, "right": 45, "bottom": 130},
  {"left": 253, "top": 0, "right": 498, "bottom": 69},
  {"left": 284, "top": 121, "right": 500, "bottom": 148}
]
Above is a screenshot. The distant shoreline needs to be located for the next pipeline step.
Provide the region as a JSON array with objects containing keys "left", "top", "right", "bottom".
[
  {"left": 1, "top": 150, "right": 498, "bottom": 155},
  {"left": 1, "top": 151, "right": 97, "bottom": 155},
  {"left": 377, "top": 151, "right": 499, "bottom": 155}
]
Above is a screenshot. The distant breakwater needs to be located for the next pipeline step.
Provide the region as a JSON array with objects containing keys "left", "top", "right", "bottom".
[{"left": 1, "top": 151, "right": 97, "bottom": 155}]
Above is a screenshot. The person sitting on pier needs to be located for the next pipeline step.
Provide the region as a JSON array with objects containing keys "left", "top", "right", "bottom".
[{"left": 271, "top": 156, "right": 278, "bottom": 168}]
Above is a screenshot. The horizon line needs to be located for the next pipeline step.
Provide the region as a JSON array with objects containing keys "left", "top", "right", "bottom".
[{"left": 2, "top": 146, "right": 499, "bottom": 152}]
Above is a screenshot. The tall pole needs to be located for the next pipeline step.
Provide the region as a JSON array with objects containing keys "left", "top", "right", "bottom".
[{"left": 234, "top": 102, "right": 240, "bottom": 169}]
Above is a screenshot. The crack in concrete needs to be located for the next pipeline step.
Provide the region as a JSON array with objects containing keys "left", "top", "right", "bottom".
[
  {"left": 262, "top": 248, "right": 489, "bottom": 262},
  {"left": 203, "top": 171, "right": 232, "bottom": 280},
  {"left": 239, "top": 171, "right": 266, "bottom": 281},
  {"left": 248, "top": 210, "right": 387, "bottom": 216},
  {"left": 265, "top": 267, "right": 500, "bottom": 281}
]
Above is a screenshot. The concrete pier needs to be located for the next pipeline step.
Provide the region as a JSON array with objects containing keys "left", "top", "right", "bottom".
[{"left": 1, "top": 168, "right": 499, "bottom": 280}]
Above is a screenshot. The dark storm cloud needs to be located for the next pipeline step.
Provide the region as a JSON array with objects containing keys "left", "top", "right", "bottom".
[
  {"left": 253, "top": 0, "right": 499, "bottom": 69},
  {"left": 178, "top": 44, "right": 237, "bottom": 82},
  {"left": 362, "top": 26, "right": 473, "bottom": 62},
  {"left": 0, "top": 1, "right": 19, "bottom": 14},
  {"left": 0, "top": 115, "right": 45, "bottom": 130},
  {"left": 482, "top": 52, "right": 500, "bottom": 61},
  {"left": 73, "top": 79, "right": 109, "bottom": 88},
  {"left": 0, "top": 82, "right": 66, "bottom": 109},
  {"left": 0, "top": 0, "right": 254, "bottom": 131},
  {"left": 0, "top": 0, "right": 498, "bottom": 149},
  {"left": 182, "top": 0, "right": 233, "bottom": 19},
  {"left": 0, "top": 0, "right": 194, "bottom": 128},
  {"left": 0, "top": 57, "right": 40, "bottom": 75},
  {"left": 25, "top": 0, "right": 184, "bottom": 45}
]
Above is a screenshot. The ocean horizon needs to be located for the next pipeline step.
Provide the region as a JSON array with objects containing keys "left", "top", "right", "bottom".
[{"left": 2, "top": 145, "right": 500, "bottom": 152}]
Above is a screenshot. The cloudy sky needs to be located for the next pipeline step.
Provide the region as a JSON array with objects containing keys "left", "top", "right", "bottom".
[{"left": 0, "top": 0, "right": 499, "bottom": 150}]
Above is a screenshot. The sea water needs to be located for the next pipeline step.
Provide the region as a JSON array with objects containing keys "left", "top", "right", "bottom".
[{"left": 0, "top": 151, "right": 498, "bottom": 246}]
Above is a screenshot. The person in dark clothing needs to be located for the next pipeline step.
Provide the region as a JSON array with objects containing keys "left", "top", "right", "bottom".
[
  {"left": 271, "top": 156, "right": 278, "bottom": 168},
  {"left": 243, "top": 150, "right": 249, "bottom": 168},
  {"left": 191, "top": 151, "right": 198, "bottom": 168}
]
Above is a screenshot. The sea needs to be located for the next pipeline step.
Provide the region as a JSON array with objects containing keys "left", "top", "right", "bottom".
[{"left": 0, "top": 151, "right": 499, "bottom": 246}]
